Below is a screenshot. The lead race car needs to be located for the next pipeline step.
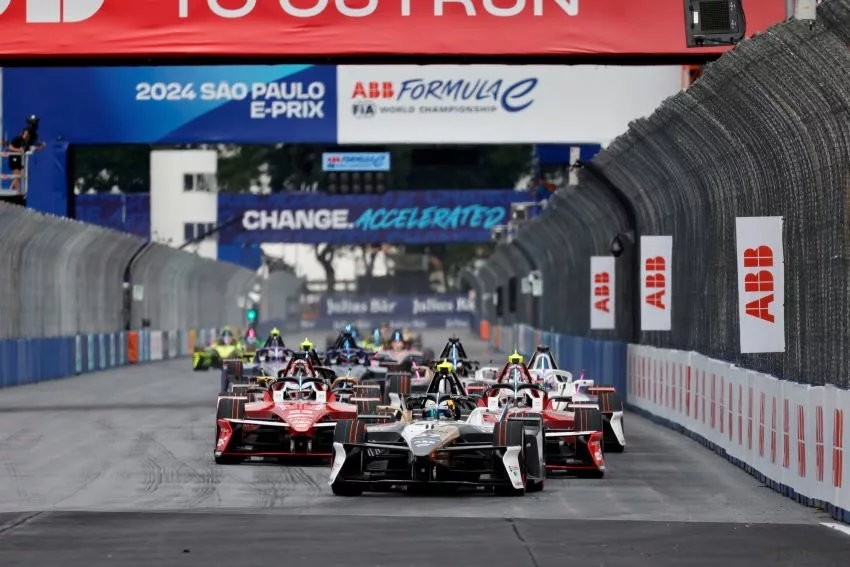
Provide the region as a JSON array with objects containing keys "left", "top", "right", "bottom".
[
  {"left": 476, "top": 351, "right": 607, "bottom": 477},
  {"left": 214, "top": 353, "right": 379, "bottom": 464},
  {"left": 527, "top": 345, "right": 626, "bottom": 453},
  {"left": 329, "top": 360, "right": 546, "bottom": 496}
]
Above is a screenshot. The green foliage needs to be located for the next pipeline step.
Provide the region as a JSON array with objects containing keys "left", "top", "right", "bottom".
[
  {"left": 72, "top": 145, "right": 151, "bottom": 193},
  {"left": 215, "top": 144, "right": 531, "bottom": 192}
]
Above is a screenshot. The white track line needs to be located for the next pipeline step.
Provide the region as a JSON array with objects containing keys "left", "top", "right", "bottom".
[{"left": 820, "top": 522, "right": 850, "bottom": 537}]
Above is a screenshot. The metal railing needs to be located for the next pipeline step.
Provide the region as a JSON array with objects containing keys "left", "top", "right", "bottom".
[{"left": 0, "top": 150, "right": 31, "bottom": 196}]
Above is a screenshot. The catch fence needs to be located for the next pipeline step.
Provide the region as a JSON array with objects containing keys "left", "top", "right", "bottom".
[
  {"left": 474, "top": 0, "right": 850, "bottom": 388},
  {"left": 0, "top": 201, "right": 261, "bottom": 385}
]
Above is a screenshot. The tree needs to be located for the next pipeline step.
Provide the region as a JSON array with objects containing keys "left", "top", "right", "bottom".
[
  {"left": 217, "top": 144, "right": 327, "bottom": 193},
  {"left": 360, "top": 245, "right": 380, "bottom": 276},
  {"left": 315, "top": 244, "right": 340, "bottom": 292},
  {"left": 214, "top": 144, "right": 531, "bottom": 193},
  {"left": 71, "top": 145, "right": 151, "bottom": 193}
]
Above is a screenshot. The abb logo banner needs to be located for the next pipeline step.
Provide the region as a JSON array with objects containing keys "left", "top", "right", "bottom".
[
  {"left": 0, "top": 0, "right": 786, "bottom": 58},
  {"left": 640, "top": 235, "right": 672, "bottom": 331},
  {"left": 735, "top": 216, "right": 785, "bottom": 354},
  {"left": 590, "top": 256, "right": 615, "bottom": 330}
]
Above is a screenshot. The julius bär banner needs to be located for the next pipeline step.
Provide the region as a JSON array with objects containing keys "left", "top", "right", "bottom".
[
  {"left": 320, "top": 295, "right": 474, "bottom": 318},
  {"left": 218, "top": 190, "right": 526, "bottom": 244},
  {"left": 338, "top": 65, "right": 685, "bottom": 144},
  {"left": 296, "top": 314, "right": 473, "bottom": 333},
  {"left": 0, "top": 0, "right": 786, "bottom": 58},
  {"left": 1, "top": 65, "right": 337, "bottom": 144}
]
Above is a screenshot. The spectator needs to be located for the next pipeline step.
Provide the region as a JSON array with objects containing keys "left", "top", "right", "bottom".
[{"left": 6, "top": 128, "right": 45, "bottom": 194}]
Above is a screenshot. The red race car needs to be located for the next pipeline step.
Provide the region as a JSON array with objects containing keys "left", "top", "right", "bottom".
[
  {"left": 475, "top": 352, "right": 606, "bottom": 478},
  {"left": 214, "top": 357, "right": 381, "bottom": 464}
]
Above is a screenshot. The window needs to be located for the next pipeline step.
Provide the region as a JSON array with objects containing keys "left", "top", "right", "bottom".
[
  {"left": 182, "top": 222, "right": 218, "bottom": 242},
  {"left": 183, "top": 173, "right": 217, "bottom": 193}
]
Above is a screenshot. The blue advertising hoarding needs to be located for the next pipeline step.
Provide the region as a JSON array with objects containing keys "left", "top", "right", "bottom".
[
  {"left": 75, "top": 194, "right": 150, "bottom": 238},
  {"left": 219, "top": 190, "right": 526, "bottom": 244},
  {"left": 322, "top": 152, "right": 391, "bottom": 172},
  {"left": 2, "top": 65, "right": 337, "bottom": 144}
]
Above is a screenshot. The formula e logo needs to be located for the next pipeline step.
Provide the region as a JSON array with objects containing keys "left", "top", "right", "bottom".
[
  {"left": 0, "top": 0, "right": 105, "bottom": 22},
  {"left": 352, "top": 102, "right": 376, "bottom": 119}
]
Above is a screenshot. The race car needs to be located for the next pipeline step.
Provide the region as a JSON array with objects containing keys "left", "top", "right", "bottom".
[
  {"left": 328, "top": 360, "right": 545, "bottom": 496},
  {"left": 193, "top": 326, "right": 243, "bottom": 371},
  {"left": 370, "top": 351, "right": 401, "bottom": 371},
  {"left": 387, "top": 328, "right": 423, "bottom": 351},
  {"left": 214, "top": 357, "right": 381, "bottom": 464},
  {"left": 476, "top": 351, "right": 607, "bottom": 477},
  {"left": 434, "top": 336, "right": 481, "bottom": 377},
  {"left": 360, "top": 326, "right": 386, "bottom": 351},
  {"left": 462, "top": 365, "right": 500, "bottom": 398},
  {"left": 395, "top": 353, "right": 436, "bottom": 394},
  {"left": 241, "top": 328, "right": 261, "bottom": 360},
  {"left": 252, "top": 344, "right": 292, "bottom": 377},
  {"left": 325, "top": 324, "right": 362, "bottom": 351},
  {"left": 222, "top": 344, "right": 335, "bottom": 399},
  {"left": 262, "top": 327, "right": 288, "bottom": 349},
  {"left": 527, "top": 345, "right": 626, "bottom": 453}
]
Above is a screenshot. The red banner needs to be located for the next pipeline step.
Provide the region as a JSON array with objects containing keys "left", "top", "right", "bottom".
[{"left": 0, "top": 0, "right": 786, "bottom": 58}]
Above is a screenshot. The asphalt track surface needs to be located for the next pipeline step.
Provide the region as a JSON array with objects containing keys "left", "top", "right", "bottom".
[{"left": 0, "top": 330, "right": 848, "bottom": 566}]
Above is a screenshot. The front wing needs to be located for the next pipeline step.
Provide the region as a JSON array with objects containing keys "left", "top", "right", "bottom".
[
  {"left": 329, "top": 439, "right": 527, "bottom": 491},
  {"left": 215, "top": 417, "right": 337, "bottom": 461},
  {"left": 543, "top": 428, "right": 605, "bottom": 474}
]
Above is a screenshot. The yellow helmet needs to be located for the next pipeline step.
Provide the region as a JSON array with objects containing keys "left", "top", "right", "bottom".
[
  {"left": 508, "top": 350, "right": 524, "bottom": 365},
  {"left": 436, "top": 359, "right": 454, "bottom": 373},
  {"left": 300, "top": 338, "right": 314, "bottom": 351},
  {"left": 271, "top": 328, "right": 281, "bottom": 336}
]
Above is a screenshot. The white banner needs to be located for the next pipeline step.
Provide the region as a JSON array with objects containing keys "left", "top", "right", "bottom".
[
  {"left": 627, "top": 344, "right": 850, "bottom": 524},
  {"left": 590, "top": 256, "right": 615, "bottom": 330},
  {"left": 735, "top": 217, "right": 785, "bottom": 353},
  {"left": 640, "top": 236, "right": 673, "bottom": 331},
  {"left": 337, "top": 65, "right": 683, "bottom": 144}
]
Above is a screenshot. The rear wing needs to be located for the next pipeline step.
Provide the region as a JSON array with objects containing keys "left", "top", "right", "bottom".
[
  {"left": 352, "top": 384, "right": 384, "bottom": 418},
  {"left": 586, "top": 386, "right": 617, "bottom": 394}
]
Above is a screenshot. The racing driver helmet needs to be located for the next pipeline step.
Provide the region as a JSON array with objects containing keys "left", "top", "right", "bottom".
[
  {"left": 283, "top": 380, "right": 314, "bottom": 400},
  {"left": 508, "top": 350, "right": 524, "bottom": 365},
  {"left": 219, "top": 326, "right": 234, "bottom": 345},
  {"left": 424, "top": 398, "right": 457, "bottom": 420}
]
